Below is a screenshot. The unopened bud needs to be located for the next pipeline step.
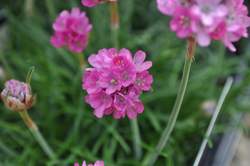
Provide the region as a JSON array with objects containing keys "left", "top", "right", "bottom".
[{"left": 1, "top": 79, "right": 35, "bottom": 112}]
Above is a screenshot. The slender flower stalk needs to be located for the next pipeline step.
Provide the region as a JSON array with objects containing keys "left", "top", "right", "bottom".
[
  {"left": 24, "top": 0, "right": 34, "bottom": 17},
  {"left": 131, "top": 118, "right": 142, "bottom": 159},
  {"left": 75, "top": 53, "right": 86, "bottom": 69},
  {"left": 45, "top": 0, "right": 56, "bottom": 20},
  {"left": 147, "top": 37, "right": 196, "bottom": 166},
  {"left": 109, "top": 0, "right": 120, "bottom": 48},
  {"left": 193, "top": 77, "right": 233, "bottom": 166},
  {"left": 19, "top": 110, "right": 56, "bottom": 160}
]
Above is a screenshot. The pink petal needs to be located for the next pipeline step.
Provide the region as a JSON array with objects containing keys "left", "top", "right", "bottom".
[
  {"left": 134, "top": 50, "right": 146, "bottom": 64},
  {"left": 136, "top": 61, "right": 152, "bottom": 72},
  {"left": 196, "top": 33, "right": 211, "bottom": 46}
]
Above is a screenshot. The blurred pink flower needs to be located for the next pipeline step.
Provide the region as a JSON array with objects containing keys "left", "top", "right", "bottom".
[
  {"left": 1, "top": 80, "right": 34, "bottom": 112},
  {"left": 74, "top": 160, "right": 104, "bottom": 166},
  {"left": 156, "top": 0, "right": 194, "bottom": 16},
  {"left": 221, "top": 0, "right": 250, "bottom": 51},
  {"left": 170, "top": 7, "right": 196, "bottom": 38},
  {"left": 82, "top": 48, "right": 153, "bottom": 119},
  {"left": 191, "top": 0, "right": 227, "bottom": 26},
  {"left": 50, "top": 8, "right": 92, "bottom": 53},
  {"left": 156, "top": 0, "right": 250, "bottom": 51}
]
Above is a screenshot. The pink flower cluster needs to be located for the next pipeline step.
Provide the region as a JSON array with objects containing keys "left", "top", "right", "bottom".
[
  {"left": 1, "top": 80, "right": 34, "bottom": 112},
  {"left": 74, "top": 160, "right": 104, "bottom": 166},
  {"left": 82, "top": 48, "right": 153, "bottom": 119},
  {"left": 82, "top": 0, "right": 116, "bottom": 7},
  {"left": 50, "top": 8, "right": 92, "bottom": 53},
  {"left": 157, "top": 0, "right": 250, "bottom": 51}
]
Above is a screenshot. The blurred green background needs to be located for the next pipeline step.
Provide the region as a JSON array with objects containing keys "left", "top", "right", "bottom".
[{"left": 0, "top": 0, "right": 250, "bottom": 165}]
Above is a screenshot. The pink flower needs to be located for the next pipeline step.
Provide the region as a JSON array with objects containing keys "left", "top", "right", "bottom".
[
  {"left": 82, "top": 69, "right": 101, "bottom": 94},
  {"left": 50, "top": 8, "right": 92, "bottom": 53},
  {"left": 191, "top": 0, "right": 227, "bottom": 26},
  {"left": 221, "top": 0, "right": 250, "bottom": 51},
  {"left": 82, "top": 0, "right": 104, "bottom": 7},
  {"left": 82, "top": 48, "right": 153, "bottom": 119},
  {"left": 156, "top": 0, "right": 178, "bottom": 16},
  {"left": 133, "top": 51, "right": 152, "bottom": 72},
  {"left": 1, "top": 80, "right": 35, "bottom": 112},
  {"left": 157, "top": 0, "right": 194, "bottom": 16},
  {"left": 85, "top": 91, "right": 113, "bottom": 118},
  {"left": 170, "top": 7, "right": 195, "bottom": 38},
  {"left": 74, "top": 160, "right": 104, "bottom": 166},
  {"left": 134, "top": 71, "right": 153, "bottom": 92},
  {"left": 156, "top": 0, "right": 250, "bottom": 52}
]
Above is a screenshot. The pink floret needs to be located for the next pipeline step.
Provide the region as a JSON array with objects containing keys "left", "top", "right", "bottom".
[
  {"left": 50, "top": 8, "right": 92, "bottom": 53},
  {"left": 75, "top": 160, "right": 104, "bottom": 166},
  {"left": 81, "top": 0, "right": 108, "bottom": 7},
  {"left": 82, "top": 48, "right": 153, "bottom": 119}
]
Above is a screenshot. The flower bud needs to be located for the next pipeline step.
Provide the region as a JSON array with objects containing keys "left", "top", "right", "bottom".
[{"left": 1, "top": 79, "right": 35, "bottom": 112}]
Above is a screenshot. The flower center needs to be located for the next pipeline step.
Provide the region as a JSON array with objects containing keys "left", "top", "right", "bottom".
[
  {"left": 180, "top": 16, "right": 190, "bottom": 27},
  {"left": 110, "top": 79, "right": 118, "bottom": 85}
]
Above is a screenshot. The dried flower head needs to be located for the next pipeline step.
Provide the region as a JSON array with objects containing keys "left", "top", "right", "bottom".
[
  {"left": 74, "top": 160, "right": 104, "bottom": 166},
  {"left": 156, "top": 0, "right": 250, "bottom": 51},
  {"left": 1, "top": 80, "right": 34, "bottom": 112},
  {"left": 82, "top": 48, "right": 153, "bottom": 119},
  {"left": 50, "top": 8, "right": 92, "bottom": 53}
]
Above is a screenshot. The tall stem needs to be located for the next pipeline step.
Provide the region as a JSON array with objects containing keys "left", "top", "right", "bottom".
[
  {"left": 75, "top": 53, "right": 85, "bottom": 70},
  {"left": 19, "top": 110, "right": 56, "bottom": 160},
  {"left": 131, "top": 119, "right": 142, "bottom": 159},
  {"left": 193, "top": 77, "right": 233, "bottom": 166},
  {"left": 109, "top": 0, "right": 120, "bottom": 49},
  {"left": 45, "top": 0, "right": 56, "bottom": 20},
  {"left": 147, "top": 38, "right": 196, "bottom": 165},
  {"left": 24, "top": 0, "right": 34, "bottom": 17}
]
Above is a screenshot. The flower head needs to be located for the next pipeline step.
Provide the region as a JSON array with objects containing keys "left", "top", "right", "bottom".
[
  {"left": 50, "top": 8, "right": 92, "bottom": 53},
  {"left": 156, "top": 0, "right": 250, "bottom": 51},
  {"left": 75, "top": 160, "right": 104, "bottom": 166},
  {"left": 82, "top": 48, "right": 153, "bottom": 119},
  {"left": 1, "top": 80, "right": 34, "bottom": 112}
]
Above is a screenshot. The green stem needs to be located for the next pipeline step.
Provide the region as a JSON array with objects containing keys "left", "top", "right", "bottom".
[
  {"left": 19, "top": 110, "right": 56, "bottom": 160},
  {"left": 147, "top": 38, "right": 196, "bottom": 165},
  {"left": 75, "top": 53, "right": 85, "bottom": 70},
  {"left": 193, "top": 77, "right": 234, "bottom": 166},
  {"left": 24, "top": 0, "right": 34, "bottom": 17},
  {"left": 45, "top": 0, "right": 56, "bottom": 20},
  {"left": 109, "top": 1, "right": 120, "bottom": 49},
  {"left": 131, "top": 119, "right": 142, "bottom": 159}
]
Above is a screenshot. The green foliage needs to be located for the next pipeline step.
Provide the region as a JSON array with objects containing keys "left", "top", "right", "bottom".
[{"left": 0, "top": 0, "right": 250, "bottom": 165}]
